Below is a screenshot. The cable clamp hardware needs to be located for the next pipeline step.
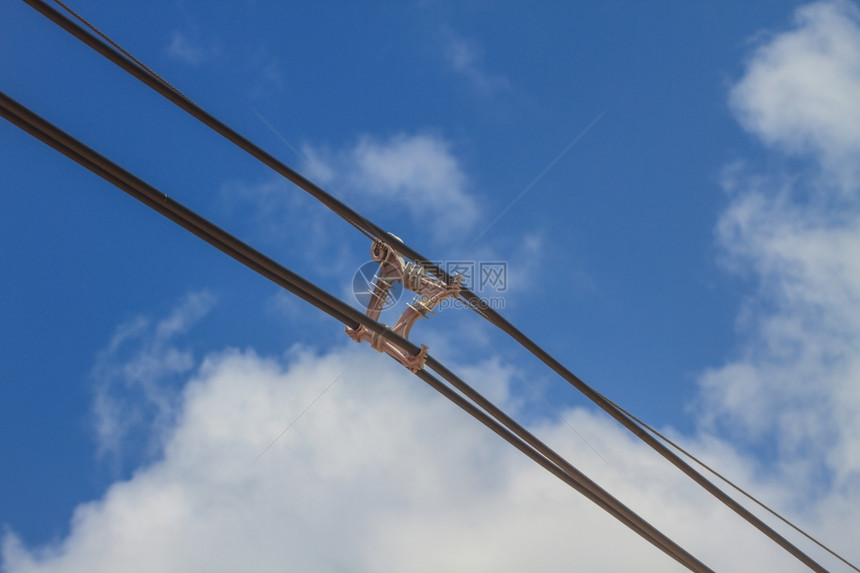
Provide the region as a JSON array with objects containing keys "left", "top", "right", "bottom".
[{"left": 347, "top": 238, "right": 461, "bottom": 371}]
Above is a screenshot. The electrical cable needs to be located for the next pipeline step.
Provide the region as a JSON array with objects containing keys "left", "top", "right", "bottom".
[
  {"left": 412, "top": 367, "right": 714, "bottom": 573},
  {"left": 0, "top": 91, "right": 713, "bottom": 573},
  {"left": 52, "top": 0, "right": 195, "bottom": 104},
  {"left": 19, "top": 2, "right": 847, "bottom": 569},
  {"left": 597, "top": 392, "right": 860, "bottom": 573},
  {"left": 24, "top": 0, "right": 377, "bottom": 243}
]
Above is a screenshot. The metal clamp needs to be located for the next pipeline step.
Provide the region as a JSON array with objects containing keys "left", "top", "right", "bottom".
[{"left": 346, "top": 238, "right": 461, "bottom": 371}]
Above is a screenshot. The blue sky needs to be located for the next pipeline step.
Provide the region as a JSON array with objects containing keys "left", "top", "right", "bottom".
[{"left": 3, "top": 0, "right": 860, "bottom": 570}]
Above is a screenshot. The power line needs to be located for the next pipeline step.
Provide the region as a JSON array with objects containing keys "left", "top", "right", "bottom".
[
  {"left": 0, "top": 91, "right": 712, "bottom": 572},
  {"left": 19, "top": 2, "right": 845, "bottom": 569},
  {"left": 51, "top": 0, "right": 195, "bottom": 104},
  {"left": 413, "top": 366, "right": 714, "bottom": 573},
  {"left": 464, "top": 301, "right": 834, "bottom": 572},
  {"left": 24, "top": 0, "right": 378, "bottom": 242},
  {"left": 599, "top": 392, "right": 860, "bottom": 573}
]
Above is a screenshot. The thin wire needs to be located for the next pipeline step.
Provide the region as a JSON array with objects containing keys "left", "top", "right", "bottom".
[
  {"left": 253, "top": 357, "right": 358, "bottom": 464},
  {"left": 470, "top": 326, "right": 608, "bottom": 464},
  {"left": 19, "top": 4, "right": 845, "bottom": 569},
  {"left": 0, "top": 92, "right": 362, "bottom": 331},
  {"left": 0, "top": 91, "right": 712, "bottom": 573},
  {"left": 413, "top": 366, "right": 713, "bottom": 573},
  {"left": 35, "top": 0, "right": 375, "bottom": 243},
  {"left": 250, "top": 107, "right": 369, "bottom": 237},
  {"left": 52, "top": 0, "right": 194, "bottom": 104},
  {"left": 474, "top": 294, "right": 835, "bottom": 536},
  {"left": 460, "top": 296, "right": 835, "bottom": 572},
  {"left": 249, "top": 108, "right": 340, "bottom": 197},
  {"left": 599, "top": 391, "right": 860, "bottom": 573},
  {"left": 470, "top": 110, "right": 606, "bottom": 246}
]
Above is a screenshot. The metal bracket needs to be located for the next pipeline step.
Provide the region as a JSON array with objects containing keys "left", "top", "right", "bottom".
[{"left": 346, "top": 237, "right": 461, "bottom": 371}]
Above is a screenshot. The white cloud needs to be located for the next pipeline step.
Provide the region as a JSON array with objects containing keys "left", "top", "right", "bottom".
[
  {"left": 165, "top": 31, "right": 207, "bottom": 65},
  {"left": 730, "top": 0, "right": 860, "bottom": 190},
  {"left": 165, "top": 29, "right": 280, "bottom": 98},
  {"left": 304, "top": 133, "right": 480, "bottom": 242},
  {"left": 220, "top": 177, "right": 300, "bottom": 239},
  {"left": 699, "top": 0, "right": 860, "bottom": 515},
  {"left": 0, "top": 343, "right": 836, "bottom": 572},
  {"left": 8, "top": 3, "right": 860, "bottom": 571},
  {"left": 441, "top": 28, "right": 511, "bottom": 95},
  {"left": 218, "top": 173, "right": 361, "bottom": 282},
  {"left": 91, "top": 291, "right": 216, "bottom": 464},
  {"left": 496, "top": 231, "right": 544, "bottom": 296},
  {"left": 700, "top": 177, "right": 860, "bottom": 485},
  {"left": 246, "top": 47, "right": 284, "bottom": 99}
]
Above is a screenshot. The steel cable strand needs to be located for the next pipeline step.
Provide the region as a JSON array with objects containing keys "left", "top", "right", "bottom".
[
  {"left": 17, "top": 4, "right": 840, "bottom": 568},
  {"left": 0, "top": 90, "right": 710, "bottom": 573}
]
